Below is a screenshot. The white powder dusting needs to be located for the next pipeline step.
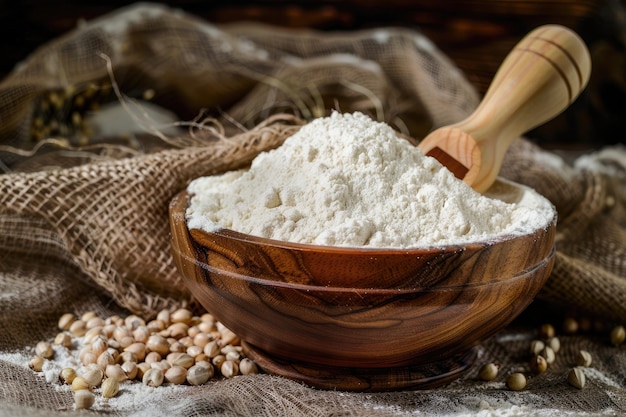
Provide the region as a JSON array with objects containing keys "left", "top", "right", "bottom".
[
  {"left": 87, "top": 3, "right": 171, "bottom": 35},
  {"left": 0, "top": 348, "right": 193, "bottom": 415},
  {"left": 186, "top": 112, "right": 554, "bottom": 248},
  {"left": 372, "top": 29, "right": 392, "bottom": 44},
  {"left": 575, "top": 144, "right": 626, "bottom": 178}
]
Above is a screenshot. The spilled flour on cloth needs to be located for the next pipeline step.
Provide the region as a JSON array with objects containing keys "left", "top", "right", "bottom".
[
  {"left": 187, "top": 111, "right": 554, "bottom": 247},
  {"left": 0, "top": 349, "right": 194, "bottom": 416}
]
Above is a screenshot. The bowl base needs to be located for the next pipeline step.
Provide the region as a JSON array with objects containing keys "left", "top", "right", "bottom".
[{"left": 242, "top": 341, "right": 477, "bottom": 392}]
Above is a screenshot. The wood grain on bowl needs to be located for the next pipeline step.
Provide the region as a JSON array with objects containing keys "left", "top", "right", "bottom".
[
  {"left": 169, "top": 189, "right": 556, "bottom": 390},
  {"left": 184, "top": 202, "right": 555, "bottom": 290}
]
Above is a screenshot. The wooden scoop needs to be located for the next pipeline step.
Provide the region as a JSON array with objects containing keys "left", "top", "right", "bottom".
[{"left": 418, "top": 25, "right": 591, "bottom": 193}]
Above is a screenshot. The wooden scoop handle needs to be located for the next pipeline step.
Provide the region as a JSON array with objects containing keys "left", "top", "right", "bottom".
[{"left": 418, "top": 25, "right": 591, "bottom": 193}]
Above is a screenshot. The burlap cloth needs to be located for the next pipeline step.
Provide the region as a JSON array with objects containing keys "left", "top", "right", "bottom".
[{"left": 1, "top": 4, "right": 625, "bottom": 416}]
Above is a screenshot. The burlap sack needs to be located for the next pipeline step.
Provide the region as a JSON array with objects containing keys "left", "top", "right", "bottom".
[
  {"left": 1, "top": 4, "right": 625, "bottom": 416},
  {"left": 0, "top": 3, "right": 481, "bottom": 317}
]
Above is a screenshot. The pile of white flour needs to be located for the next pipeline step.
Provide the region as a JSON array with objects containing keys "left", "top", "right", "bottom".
[{"left": 186, "top": 112, "right": 554, "bottom": 248}]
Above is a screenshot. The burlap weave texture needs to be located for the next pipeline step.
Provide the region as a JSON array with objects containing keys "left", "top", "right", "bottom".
[{"left": 1, "top": 3, "right": 625, "bottom": 416}]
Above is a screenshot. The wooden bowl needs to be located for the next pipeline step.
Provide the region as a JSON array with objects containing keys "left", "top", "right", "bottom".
[{"left": 169, "top": 185, "right": 556, "bottom": 391}]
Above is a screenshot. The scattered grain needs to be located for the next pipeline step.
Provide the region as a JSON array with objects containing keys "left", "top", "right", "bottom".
[
  {"left": 187, "top": 364, "right": 211, "bottom": 385},
  {"left": 60, "top": 368, "right": 77, "bottom": 384},
  {"left": 562, "top": 317, "right": 579, "bottom": 334},
  {"left": 506, "top": 373, "right": 526, "bottom": 391},
  {"left": 220, "top": 360, "right": 239, "bottom": 378},
  {"left": 239, "top": 358, "right": 259, "bottom": 375},
  {"left": 58, "top": 313, "right": 76, "bottom": 331},
  {"left": 29, "top": 356, "right": 45, "bottom": 372},
  {"left": 568, "top": 367, "right": 586, "bottom": 389},
  {"left": 539, "top": 323, "right": 555, "bottom": 340},
  {"left": 576, "top": 350, "right": 592, "bottom": 367},
  {"left": 610, "top": 325, "right": 625, "bottom": 346},
  {"left": 35, "top": 341, "right": 53, "bottom": 359},
  {"left": 529, "top": 355, "right": 547, "bottom": 374},
  {"left": 101, "top": 377, "right": 120, "bottom": 398},
  {"left": 74, "top": 389, "right": 95, "bottom": 409},
  {"left": 54, "top": 332, "right": 72, "bottom": 348},
  {"left": 164, "top": 366, "right": 188, "bottom": 384},
  {"left": 142, "top": 368, "right": 164, "bottom": 387}
]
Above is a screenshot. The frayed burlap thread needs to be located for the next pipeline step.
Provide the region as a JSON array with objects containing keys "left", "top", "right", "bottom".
[{"left": 0, "top": 114, "right": 304, "bottom": 316}]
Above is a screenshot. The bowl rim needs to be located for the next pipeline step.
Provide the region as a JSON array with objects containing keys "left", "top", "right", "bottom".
[
  {"left": 188, "top": 211, "right": 556, "bottom": 255},
  {"left": 173, "top": 243, "right": 556, "bottom": 293}
]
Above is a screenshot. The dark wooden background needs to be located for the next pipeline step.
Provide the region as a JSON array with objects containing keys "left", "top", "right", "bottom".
[{"left": 1, "top": 0, "right": 625, "bottom": 148}]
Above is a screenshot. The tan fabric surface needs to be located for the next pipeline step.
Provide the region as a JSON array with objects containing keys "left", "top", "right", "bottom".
[{"left": 1, "top": 4, "right": 625, "bottom": 415}]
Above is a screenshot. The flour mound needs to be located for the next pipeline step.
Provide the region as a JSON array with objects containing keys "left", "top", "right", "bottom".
[{"left": 186, "top": 112, "right": 554, "bottom": 248}]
